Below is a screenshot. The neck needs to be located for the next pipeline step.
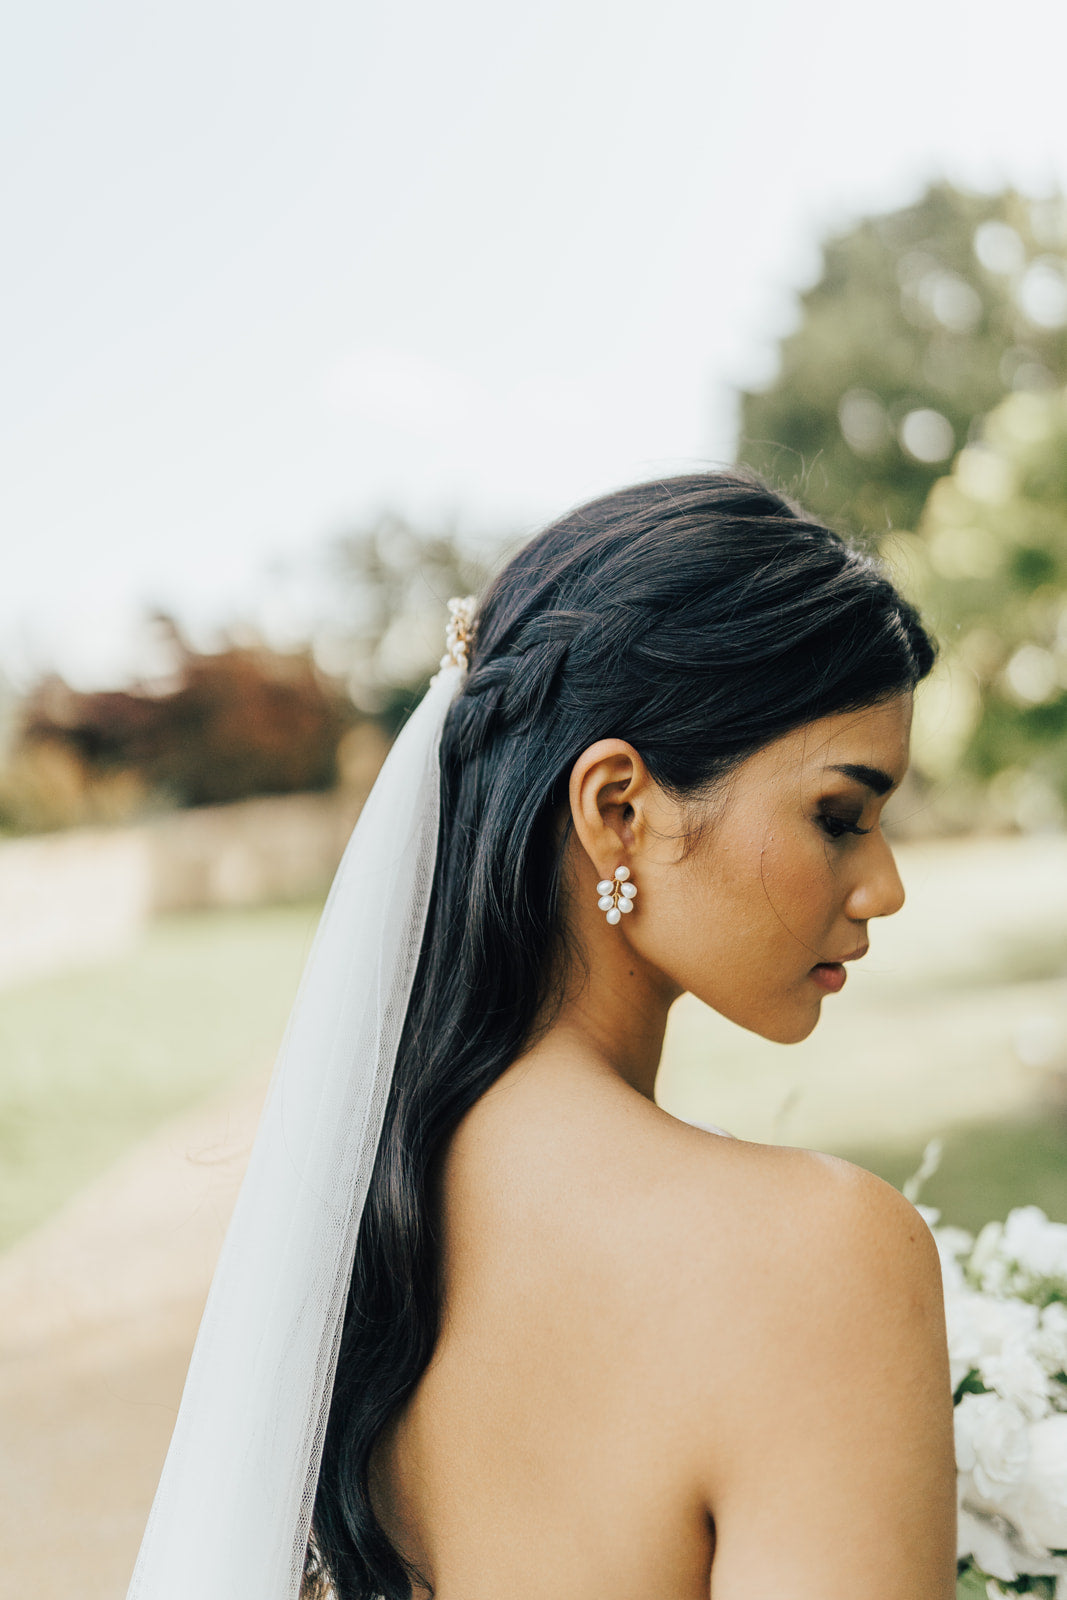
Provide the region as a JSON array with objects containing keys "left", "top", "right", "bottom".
[{"left": 528, "top": 917, "right": 681, "bottom": 1104}]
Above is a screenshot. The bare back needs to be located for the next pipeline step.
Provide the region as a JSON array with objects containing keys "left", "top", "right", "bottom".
[{"left": 369, "top": 1053, "right": 956, "bottom": 1600}]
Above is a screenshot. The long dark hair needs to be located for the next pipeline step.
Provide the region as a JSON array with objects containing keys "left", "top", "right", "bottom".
[{"left": 303, "top": 470, "right": 937, "bottom": 1597}]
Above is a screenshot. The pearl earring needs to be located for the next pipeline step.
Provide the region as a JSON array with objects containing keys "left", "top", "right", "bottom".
[{"left": 596, "top": 865, "right": 637, "bottom": 926}]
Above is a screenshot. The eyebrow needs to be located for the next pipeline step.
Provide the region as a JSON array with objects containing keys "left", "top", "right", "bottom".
[{"left": 824, "top": 763, "right": 896, "bottom": 797}]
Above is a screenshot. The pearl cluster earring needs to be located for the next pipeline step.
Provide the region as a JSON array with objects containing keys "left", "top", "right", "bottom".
[{"left": 596, "top": 865, "right": 637, "bottom": 925}]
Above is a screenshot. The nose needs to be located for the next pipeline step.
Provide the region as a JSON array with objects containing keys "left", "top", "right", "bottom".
[{"left": 844, "top": 832, "right": 906, "bottom": 922}]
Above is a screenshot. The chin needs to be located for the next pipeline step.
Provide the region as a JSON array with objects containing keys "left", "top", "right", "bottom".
[
  {"left": 708, "top": 992, "right": 821, "bottom": 1046},
  {"left": 757, "top": 1004, "right": 821, "bottom": 1046}
]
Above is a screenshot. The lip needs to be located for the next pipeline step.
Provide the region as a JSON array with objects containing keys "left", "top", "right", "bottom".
[
  {"left": 808, "top": 947, "right": 868, "bottom": 995},
  {"left": 809, "top": 962, "right": 847, "bottom": 993}
]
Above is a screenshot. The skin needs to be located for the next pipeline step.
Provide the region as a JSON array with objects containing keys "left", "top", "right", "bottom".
[
  {"left": 370, "top": 692, "right": 958, "bottom": 1600},
  {"left": 549, "top": 692, "right": 913, "bottom": 1095}
]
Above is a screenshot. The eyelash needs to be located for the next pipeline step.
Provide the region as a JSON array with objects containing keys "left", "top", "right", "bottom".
[{"left": 817, "top": 813, "right": 873, "bottom": 841}]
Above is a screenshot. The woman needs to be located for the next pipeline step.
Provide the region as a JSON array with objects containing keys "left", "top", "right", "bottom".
[{"left": 129, "top": 472, "right": 957, "bottom": 1600}]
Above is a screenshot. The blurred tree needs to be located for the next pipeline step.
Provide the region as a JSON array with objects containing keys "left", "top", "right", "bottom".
[
  {"left": 738, "top": 181, "right": 1067, "bottom": 536},
  {"left": 1, "top": 621, "right": 356, "bottom": 829},
  {"left": 885, "top": 387, "right": 1067, "bottom": 829},
  {"left": 320, "top": 513, "right": 500, "bottom": 725}
]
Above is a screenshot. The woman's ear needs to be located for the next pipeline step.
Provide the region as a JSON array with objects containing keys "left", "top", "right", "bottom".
[{"left": 567, "top": 739, "right": 651, "bottom": 875}]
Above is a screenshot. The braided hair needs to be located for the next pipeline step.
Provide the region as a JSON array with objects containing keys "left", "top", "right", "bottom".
[{"left": 304, "top": 469, "right": 937, "bottom": 1599}]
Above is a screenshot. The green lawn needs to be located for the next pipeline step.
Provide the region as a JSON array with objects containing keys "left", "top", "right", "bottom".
[
  {"left": 831, "top": 1112, "right": 1067, "bottom": 1233},
  {"left": 0, "top": 900, "right": 321, "bottom": 1249}
]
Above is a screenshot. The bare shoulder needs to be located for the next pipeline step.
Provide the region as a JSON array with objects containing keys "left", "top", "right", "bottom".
[
  {"left": 646, "top": 1126, "right": 947, "bottom": 1406},
  {"left": 673, "top": 1129, "right": 942, "bottom": 1300},
  {"left": 643, "top": 1128, "right": 957, "bottom": 1598},
  {"left": 446, "top": 1079, "right": 955, "bottom": 1594}
]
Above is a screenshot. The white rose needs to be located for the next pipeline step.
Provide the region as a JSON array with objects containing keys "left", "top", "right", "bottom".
[
  {"left": 972, "top": 1295, "right": 1040, "bottom": 1360},
  {"left": 948, "top": 1292, "right": 1040, "bottom": 1391},
  {"left": 946, "top": 1290, "right": 984, "bottom": 1391},
  {"left": 937, "top": 1223, "right": 976, "bottom": 1260},
  {"left": 1002, "top": 1413, "right": 1067, "bottom": 1553},
  {"left": 1001, "top": 1208, "right": 1067, "bottom": 1284},
  {"left": 940, "top": 1253, "right": 967, "bottom": 1294},
  {"left": 956, "top": 1506, "right": 1020, "bottom": 1582},
  {"left": 1033, "top": 1301, "right": 1067, "bottom": 1380},
  {"left": 981, "top": 1337, "right": 1051, "bottom": 1422},
  {"left": 953, "top": 1286, "right": 985, "bottom": 1388},
  {"left": 955, "top": 1392, "right": 1030, "bottom": 1511},
  {"left": 934, "top": 1225, "right": 973, "bottom": 1294},
  {"left": 971, "top": 1221, "right": 1008, "bottom": 1293}
]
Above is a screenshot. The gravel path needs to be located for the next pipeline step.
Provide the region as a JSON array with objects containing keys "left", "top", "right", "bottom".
[{"left": 0, "top": 1072, "right": 267, "bottom": 1600}]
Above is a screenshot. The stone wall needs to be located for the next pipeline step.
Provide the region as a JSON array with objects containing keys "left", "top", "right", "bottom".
[
  {"left": 0, "top": 828, "right": 152, "bottom": 989},
  {"left": 142, "top": 789, "right": 364, "bottom": 913},
  {"left": 0, "top": 784, "right": 375, "bottom": 989}
]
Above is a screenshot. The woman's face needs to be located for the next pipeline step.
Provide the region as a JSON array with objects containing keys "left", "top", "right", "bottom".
[{"left": 600, "top": 694, "right": 914, "bottom": 1045}]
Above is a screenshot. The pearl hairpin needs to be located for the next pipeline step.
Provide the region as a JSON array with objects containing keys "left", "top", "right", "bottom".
[
  {"left": 439, "top": 595, "right": 477, "bottom": 673},
  {"left": 596, "top": 865, "right": 637, "bottom": 925}
]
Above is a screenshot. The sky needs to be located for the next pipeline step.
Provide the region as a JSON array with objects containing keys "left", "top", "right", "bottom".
[{"left": 3, "top": 0, "right": 1067, "bottom": 687}]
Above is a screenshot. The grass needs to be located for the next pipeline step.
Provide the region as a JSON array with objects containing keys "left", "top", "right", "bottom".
[
  {"left": 658, "top": 991, "right": 1067, "bottom": 1229},
  {"left": 0, "top": 900, "right": 321, "bottom": 1249},
  {"left": 832, "top": 1112, "right": 1067, "bottom": 1231}
]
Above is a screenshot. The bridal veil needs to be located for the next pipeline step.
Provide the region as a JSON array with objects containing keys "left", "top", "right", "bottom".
[{"left": 126, "top": 617, "right": 472, "bottom": 1600}]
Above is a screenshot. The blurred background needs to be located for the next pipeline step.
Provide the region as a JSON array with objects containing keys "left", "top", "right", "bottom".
[{"left": 2, "top": 0, "right": 1067, "bottom": 1593}]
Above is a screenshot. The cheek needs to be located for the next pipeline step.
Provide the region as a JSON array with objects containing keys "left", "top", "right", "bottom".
[
  {"left": 695, "top": 826, "right": 841, "bottom": 980},
  {"left": 631, "top": 826, "right": 845, "bottom": 1019},
  {"left": 639, "top": 839, "right": 780, "bottom": 982},
  {"left": 639, "top": 852, "right": 825, "bottom": 1043},
  {"left": 754, "top": 830, "right": 839, "bottom": 936}
]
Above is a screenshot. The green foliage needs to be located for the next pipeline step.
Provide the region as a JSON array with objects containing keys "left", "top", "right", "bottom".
[
  {"left": 956, "top": 1568, "right": 988, "bottom": 1599},
  {"left": 739, "top": 181, "right": 1067, "bottom": 536},
  {"left": 735, "top": 179, "right": 1067, "bottom": 824},
  {"left": 885, "top": 387, "right": 1067, "bottom": 824},
  {"left": 957, "top": 1573, "right": 1060, "bottom": 1598},
  {"left": 322, "top": 513, "right": 499, "bottom": 723}
]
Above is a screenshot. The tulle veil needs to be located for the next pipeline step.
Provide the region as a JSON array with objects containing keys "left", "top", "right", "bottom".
[{"left": 125, "top": 623, "right": 471, "bottom": 1599}]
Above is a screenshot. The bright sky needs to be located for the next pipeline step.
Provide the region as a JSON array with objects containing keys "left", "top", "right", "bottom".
[{"left": 4, "top": 0, "right": 1067, "bottom": 686}]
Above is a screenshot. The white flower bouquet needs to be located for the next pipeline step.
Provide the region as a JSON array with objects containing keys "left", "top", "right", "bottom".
[{"left": 908, "top": 1143, "right": 1067, "bottom": 1599}]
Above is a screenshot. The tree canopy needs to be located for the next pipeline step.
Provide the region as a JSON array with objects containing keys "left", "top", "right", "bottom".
[
  {"left": 738, "top": 182, "right": 1067, "bottom": 538},
  {"left": 885, "top": 386, "right": 1067, "bottom": 827},
  {"left": 0, "top": 623, "right": 355, "bottom": 830},
  {"left": 736, "top": 180, "right": 1067, "bottom": 829}
]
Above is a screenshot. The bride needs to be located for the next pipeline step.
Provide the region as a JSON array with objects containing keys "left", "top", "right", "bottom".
[{"left": 128, "top": 471, "right": 957, "bottom": 1600}]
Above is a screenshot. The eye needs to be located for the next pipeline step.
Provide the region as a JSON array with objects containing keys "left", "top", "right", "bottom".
[{"left": 817, "top": 812, "right": 873, "bottom": 841}]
